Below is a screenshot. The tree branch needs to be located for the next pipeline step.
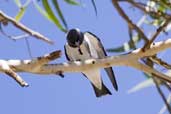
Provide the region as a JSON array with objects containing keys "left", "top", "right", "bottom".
[
  {"left": 0, "top": 10, "right": 53, "bottom": 44},
  {"left": 111, "top": 0, "right": 149, "bottom": 42},
  {"left": 0, "top": 50, "right": 61, "bottom": 86},
  {"left": 121, "top": 0, "right": 171, "bottom": 19},
  {"left": 0, "top": 39, "right": 171, "bottom": 86},
  {"left": 153, "top": 77, "right": 171, "bottom": 114},
  {"left": 143, "top": 18, "right": 171, "bottom": 51}
]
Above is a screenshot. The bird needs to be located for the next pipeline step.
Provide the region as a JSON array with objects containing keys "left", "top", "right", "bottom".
[{"left": 64, "top": 28, "right": 118, "bottom": 97}]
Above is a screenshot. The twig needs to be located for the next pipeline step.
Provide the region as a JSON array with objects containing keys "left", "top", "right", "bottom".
[
  {"left": 144, "top": 57, "right": 171, "bottom": 114},
  {"left": 0, "top": 50, "right": 61, "bottom": 86},
  {"left": 149, "top": 56, "right": 171, "bottom": 69},
  {"left": 0, "top": 23, "right": 30, "bottom": 40},
  {"left": 5, "top": 68, "right": 29, "bottom": 87},
  {"left": 165, "top": 83, "right": 171, "bottom": 92},
  {"left": 130, "top": 61, "right": 171, "bottom": 83},
  {"left": 122, "top": 0, "right": 171, "bottom": 19},
  {"left": 0, "top": 10, "right": 53, "bottom": 44},
  {"left": 119, "top": 0, "right": 171, "bottom": 52},
  {"left": 159, "top": 93, "right": 171, "bottom": 114},
  {"left": 0, "top": 60, "right": 28, "bottom": 87},
  {"left": 143, "top": 18, "right": 171, "bottom": 51},
  {"left": 153, "top": 77, "right": 171, "bottom": 114},
  {"left": 25, "top": 38, "right": 33, "bottom": 58},
  {"left": 128, "top": 26, "right": 136, "bottom": 49},
  {"left": 111, "top": 0, "right": 149, "bottom": 42}
]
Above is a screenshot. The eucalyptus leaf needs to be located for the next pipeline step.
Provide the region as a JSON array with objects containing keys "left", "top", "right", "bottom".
[
  {"left": 42, "top": 0, "right": 67, "bottom": 32},
  {"left": 106, "top": 35, "right": 141, "bottom": 52},
  {"left": 127, "top": 79, "right": 154, "bottom": 94},
  {"left": 15, "top": 0, "right": 31, "bottom": 21},
  {"left": 91, "top": 0, "right": 97, "bottom": 16},
  {"left": 15, "top": 7, "right": 26, "bottom": 21},
  {"left": 33, "top": 1, "right": 52, "bottom": 22},
  {"left": 14, "top": 0, "right": 22, "bottom": 7},
  {"left": 64, "top": 0, "right": 80, "bottom": 5},
  {"left": 52, "top": 0, "right": 68, "bottom": 29}
]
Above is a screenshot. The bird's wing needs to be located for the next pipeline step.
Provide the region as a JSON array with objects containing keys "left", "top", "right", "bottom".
[
  {"left": 64, "top": 44, "right": 72, "bottom": 61},
  {"left": 84, "top": 32, "right": 118, "bottom": 91}
]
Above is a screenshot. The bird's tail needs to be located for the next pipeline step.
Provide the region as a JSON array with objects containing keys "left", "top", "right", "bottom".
[
  {"left": 105, "top": 67, "right": 118, "bottom": 91},
  {"left": 91, "top": 82, "right": 112, "bottom": 97}
]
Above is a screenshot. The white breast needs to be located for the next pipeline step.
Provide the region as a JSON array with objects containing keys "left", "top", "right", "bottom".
[{"left": 65, "top": 41, "right": 90, "bottom": 61}]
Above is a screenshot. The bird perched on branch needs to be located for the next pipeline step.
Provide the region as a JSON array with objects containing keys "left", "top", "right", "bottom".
[{"left": 64, "top": 28, "right": 118, "bottom": 97}]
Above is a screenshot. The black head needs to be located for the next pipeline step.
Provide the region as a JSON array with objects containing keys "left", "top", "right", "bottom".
[{"left": 66, "top": 29, "right": 84, "bottom": 47}]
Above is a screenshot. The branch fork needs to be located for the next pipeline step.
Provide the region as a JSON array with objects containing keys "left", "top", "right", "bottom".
[{"left": 0, "top": 39, "right": 170, "bottom": 86}]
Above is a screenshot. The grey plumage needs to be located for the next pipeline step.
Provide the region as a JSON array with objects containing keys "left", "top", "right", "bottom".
[
  {"left": 84, "top": 32, "right": 118, "bottom": 91},
  {"left": 64, "top": 29, "right": 118, "bottom": 97}
]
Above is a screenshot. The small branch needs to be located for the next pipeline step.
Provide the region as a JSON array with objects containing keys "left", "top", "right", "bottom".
[
  {"left": 153, "top": 77, "right": 171, "bottom": 114},
  {"left": 0, "top": 50, "right": 61, "bottom": 86},
  {"left": 159, "top": 93, "right": 171, "bottom": 114},
  {"left": 149, "top": 56, "right": 171, "bottom": 69},
  {"left": 143, "top": 18, "right": 171, "bottom": 51},
  {"left": 5, "top": 69, "right": 29, "bottom": 87},
  {"left": 165, "top": 83, "right": 171, "bottom": 92},
  {"left": 122, "top": 0, "right": 171, "bottom": 19},
  {"left": 0, "top": 60, "right": 28, "bottom": 87},
  {"left": 0, "top": 10, "right": 53, "bottom": 44},
  {"left": 19, "top": 50, "right": 62, "bottom": 72},
  {"left": 0, "top": 23, "right": 30, "bottom": 40},
  {"left": 33, "top": 50, "right": 62, "bottom": 65},
  {"left": 111, "top": 0, "right": 149, "bottom": 42},
  {"left": 131, "top": 62, "right": 171, "bottom": 83}
]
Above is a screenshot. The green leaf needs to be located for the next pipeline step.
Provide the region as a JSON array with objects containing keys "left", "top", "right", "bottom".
[
  {"left": 106, "top": 34, "right": 141, "bottom": 52},
  {"left": 127, "top": 79, "right": 154, "bottom": 94},
  {"left": 42, "top": 0, "right": 67, "bottom": 32},
  {"left": 14, "top": 0, "right": 32, "bottom": 21},
  {"left": 158, "top": 5, "right": 166, "bottom": 13},
  {"left": 151, "top": 19, "right": 163, "bottom": 26},
  {"left": 64, "top": 0, "right": 80, "bottom": 5},
  {"left": 15, "top": 7, "right": 26, "bottom": 21},
  {"left": 14, "top": 0, "right": 22, "bottom": 7},
  {"left": 33, "top": 1, "right": 52, "bottom": 22},
  {"left": 52, "top": 0, "right": 68, "bottom": 29},
  {"left": 91, "top": 0, "right": 97, "bottom": 16}
]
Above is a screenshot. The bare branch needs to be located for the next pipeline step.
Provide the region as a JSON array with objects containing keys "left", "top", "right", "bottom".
[
  {"left": 5, "top": 69, "right": 29, "bottom": 87},
  {"left": 0, "top": 50, "right": 61, "bottom": 86},
  {"left": 0, "top": 39, "right": 170, "bottom": 85},
  {"left": 153, "top": 77, "right": 171, "bottom": 114},
  {"left": 0, "top": 10, "right": 53, "bottom": 44},
  {"left": 111, "top": 0, "right": 149, "bottom": 42},
  {"left": 131, "top": 62, "right": 171, "bottom": 83},
  {"left": 143, "top": 18, "right": 171, "bottom": 51},
  {"left": 149, "top": 56, "right": 171, "bottom": 69},
  {"left": 0, "top": 60, "right": 28, "bottom": 87},
  {"left": 122, "top": 0, "right": 171, "bottom": 19}
]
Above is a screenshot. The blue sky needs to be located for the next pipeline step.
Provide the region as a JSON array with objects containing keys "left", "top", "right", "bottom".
[{"left": 0, "top": 1, "right": 169, "bottom": 114}]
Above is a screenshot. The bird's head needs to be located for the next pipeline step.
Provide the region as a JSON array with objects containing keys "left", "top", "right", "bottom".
[{"left": 66, "top": 28, "right": 84, "bottom": 48}]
